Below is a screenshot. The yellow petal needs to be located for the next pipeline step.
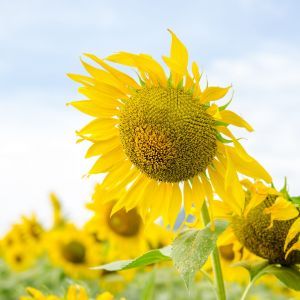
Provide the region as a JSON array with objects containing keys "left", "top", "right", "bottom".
[
  {"left": 67, "top": 73, "right": 95, "bottom": 87},
  {"left": 107, "top": 52, "right": 167, "bottom": 87},
  {"left": 225, "top": 150, "right": 245, "bottom": 214},
  {"left": 85, "top": 136, "right": 120, "bottom": 158},
  {"left": 80, "top": 59, "right": 125, "bottom": 90},
  {"left": 264, "top": 196, "right": 299, "bottom": 228},
  {"left": 219, "top": 110, "right": 253, "bottom": 132},
  {"left": 66, "top": 285, "right": 77, "bottom": 300},
  {"left": 200, "top": 86, "right": 231, "bottom": 104},
  {"left": 78, "top": 286, "right": 89, "bottom": 300},
  {"left": 192, "top": 61, "right": 201, "bottom": 83},
  {"left": 68, "top": 100, "right": 119, "bottom": 118},
  {"left": 218, "top": 126, "right": 252, "bottom": 162},
  {"left": 191, "top": 176, "right": 205, "bottom": 211},
  {"left": 200, "top": 174, "right": 215, "bottom": 228},
  {"left": 26, "top": 287, "right": 45, "bottom": 299},
  {"left": 84, "top": 53, "right": 140, "bottom": 90},
  {"left": 160, "top": 183, "right": 173, "bottom": 226},
  {"left": 285, "top": 218, "right": 300, "bottom": 251},
  {"left": 89, "top": 147, "right": 124, "bottom": 174},
  {"left": 183, "top": 181, "right": 193, "bottom": 215},
  {"left": 226, "top": 146, "right": 272, "bottom": 183},
  {"left": 244, "top": 193, "right": 268, "bottom": 217},
  {"left": 165, "top": 29, "right": 188, "bottom": 74},
  {"left": 285, "top": 240, "right": 300, "bottom": 260},
  {"left": 169, "top": 184, "right": 182, "bottom": 227},
  {"left": 96, "top": 291, "right": 114, "bottom": 300}
]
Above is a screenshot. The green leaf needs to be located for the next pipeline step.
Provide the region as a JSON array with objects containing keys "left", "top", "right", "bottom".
[
  {"left": 233, "top": 260, "right": 269, "bottom": 280},
  {"left": 92, "top": 246, "right": 171, "bottom": 271},
  {"left": 238, "top": 261, "right": 300, "bottom": 293},
  {"left": 171, "top": 220, "right": 228, "bottom": 290},
  {"left": 290, "top": 196, "right": 300, "bottom": 205},
  {"left": 263, "top": 265, "right": 300, "bottom": 291}
]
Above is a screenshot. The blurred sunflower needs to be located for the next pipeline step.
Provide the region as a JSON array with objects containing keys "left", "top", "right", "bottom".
[
  {"left": 69, "top": 29, "right": 271, "bottom": 225},
  {"left": 1, "top": 214, "right": 44, "bottom": 271},
  {"left": 46, "top": 224, "right": 102, "bottom": 278},
  {"left": 217, "top": 226, "right": 258, "bottom": 283},
  {"left": 215, "top": 179, "right": 300, "bottom": 265},
  {"left": 86, "top": 184, "right": 151, "bottom": 259},
  {"left": 3, "top": 243, "right": 37, "bottom": 272},
  {"left": 20, "top": 285, "right": 123, "bottom": 300}
]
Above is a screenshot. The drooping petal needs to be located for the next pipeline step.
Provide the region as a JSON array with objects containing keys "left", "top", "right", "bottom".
[
  {"left": 284, "top": 218, "right": 300, "bottom": 252},
  {"left": 225, "top": 149, "right": 245, "bottom": 215},
  {"left": 84, "top": 53, "right": 140, "bottom": 90},
  {"left": 226, "top": 146, "right": 272, "bottom": 183},
  {"left": 219, "top": 110, "right": 253, "bottom": 132},
  {"left": 264, "top": 196, "right": 299, "bottom": 229}
]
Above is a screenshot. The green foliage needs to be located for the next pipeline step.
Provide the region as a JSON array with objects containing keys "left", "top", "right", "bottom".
[
  {"left": 237, "top": 260, "right": 300, "bottom": 297},
  {"left": 93, "top": 246, "right": 172, "bottom": 271},
  {"left": 171, "top": 220, "right": 228, "bottom": 290}
]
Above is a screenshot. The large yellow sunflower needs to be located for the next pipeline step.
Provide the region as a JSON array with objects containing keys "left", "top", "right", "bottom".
[
  {"left": 69, "top": 30, "right": 271, "bottom": 225},
  {"left": 46, "top": 224, "right": 102, "bottom": 278}
]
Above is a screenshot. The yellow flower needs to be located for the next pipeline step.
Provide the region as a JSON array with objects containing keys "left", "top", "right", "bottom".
[
  {"left": 45, "top": 224, "right": 102, "bottom": 279},
  {"left": 4, "top": 243, "right": 37, "bottom": 272},
  {"left": 215, "top": 180, "right": 300, "bottom": 265},
  {"left": 1, "top": 214, "right": 44, "bottom": 271},
  {"left": 69, "top": 30, "right": 271, "bottom": 226},
  {"left": 87, "top": 184, "right": 156, "bottom": 260},
  {"left": 217, "top": 226, "right": 260, "bottom": 284},
  {"left": 20, "top": 285, "right": 124, "bottom": 300}
]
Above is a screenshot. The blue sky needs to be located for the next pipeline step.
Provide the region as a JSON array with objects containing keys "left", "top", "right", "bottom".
[{"left": 1, "top": 0, "right": 300, "bottom": 231}]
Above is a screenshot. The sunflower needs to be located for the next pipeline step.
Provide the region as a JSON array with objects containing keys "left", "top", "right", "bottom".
[
  {"left": 214, "top": 179, "right": 300, "bottom": 266},
  {"left": 46, "top": 224, "right": 102, "bottom": 278},
  {"left": 20, "top": 285, "right": 123, "bottom": 300},
  {"left": 4, "top": 243, "right": 37, "bottom": 272},
  {"left": 69, "top": 29, "right": 271, "bottom": 225},
  {"left": 86, "top": 184, "right": 151, "bottom": 260}
]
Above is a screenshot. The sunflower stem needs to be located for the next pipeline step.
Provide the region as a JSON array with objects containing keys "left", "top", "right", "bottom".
[{"left": 201, "top": 201, "right": 226, "bottom": 300}]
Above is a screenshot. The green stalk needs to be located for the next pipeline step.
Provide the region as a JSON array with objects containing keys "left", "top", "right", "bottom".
[{"left": 201, "top": 201, "right": 227, "bottom": 300}]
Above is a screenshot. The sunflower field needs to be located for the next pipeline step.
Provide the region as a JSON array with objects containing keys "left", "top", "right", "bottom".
[{"left": 1, "top": 2, "right": 300, "bottom": 299}]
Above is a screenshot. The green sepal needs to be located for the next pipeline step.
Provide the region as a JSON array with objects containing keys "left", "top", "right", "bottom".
[
  {"left": 215, "top": 131, "right": 233, "bottom": 144},
  {"left": 236, "top": 260, "right": 300, "bottom": 291},
  {"left": 218, "top": 99, "right": 232, "bottom": 111}
]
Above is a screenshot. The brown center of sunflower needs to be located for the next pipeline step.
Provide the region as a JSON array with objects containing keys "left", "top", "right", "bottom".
[
  {"left": 219, "top": 244, "right": 235, "bottom": 262},
  {"left": 119, "top": 87, "right": 217, "bottom": 182},
  {"left": 232, "top": 194, "right": 300, "bottom": 266},
  {"left": 108, "top": 207, "right": 141, "bottom": 237},
  {"left": 62, "top": 241, "right": 86, "bottom": 264}
]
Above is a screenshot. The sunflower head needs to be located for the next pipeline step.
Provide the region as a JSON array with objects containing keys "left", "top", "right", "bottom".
[
  {"left": 120, "top": 86, "right": 217, "bottom": 182},
  {"left": 61, "top": 240, "right": 86, "bottom": 264},
  {"left": 69, "top": 29, "right": 272, "bottom": 225},
  {"left": 107, "top": 206, "right": 142, "bottom": 237},
  {"left": 46, "top": 224, "right": 102, "bottom": 278},
  {"left": 232, "top": 183, "right": 300, "bottom": 265}
]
